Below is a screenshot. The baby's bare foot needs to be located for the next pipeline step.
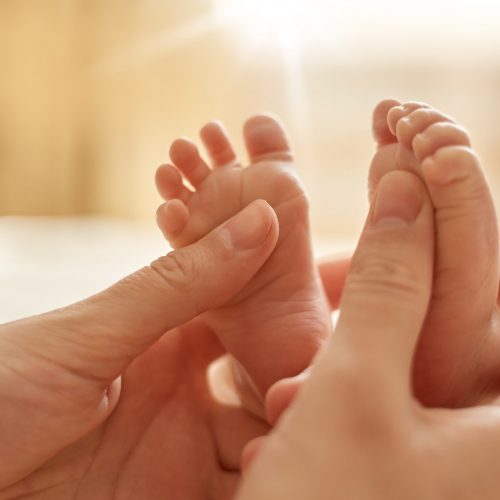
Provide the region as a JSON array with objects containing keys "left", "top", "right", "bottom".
[
  {"left": 370, "top": 100, "right": 500, "bottom": 406},
  {"left": 155, "top": 116, "right": 331, "bottom": 395}
]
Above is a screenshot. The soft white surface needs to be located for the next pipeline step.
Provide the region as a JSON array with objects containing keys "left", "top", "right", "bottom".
[
  {"left": 0, "top": 217, "right": 353, "bottom": 323},
  {"left": 0, "top": 217, "right": 168, "bottom": 322}
]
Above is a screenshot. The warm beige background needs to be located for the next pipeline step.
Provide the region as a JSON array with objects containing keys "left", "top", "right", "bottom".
[{"left": 1, "top": 0, "right": 500, "bottom": 239}]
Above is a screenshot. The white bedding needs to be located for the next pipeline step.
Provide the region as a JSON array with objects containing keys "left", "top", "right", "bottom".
[
  {"left": 0, "top": 217, "right": 351, "bottom": 323},
  {"left": 0, "top": 217, "right": 168, "bottom": 322}
]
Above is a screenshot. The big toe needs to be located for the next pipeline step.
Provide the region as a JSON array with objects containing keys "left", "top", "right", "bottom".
[
  {"left": 243, "top": 114, "right": 293, "bottom": 163},
  {"left": 422, "top": 145, "right": 499, "bottom": 315},
  {"left": 400, "top": 108, "right": 500, "bottom": 321},
  {"left": 416, "top": 144, "right": 499, "bottom": 405}
]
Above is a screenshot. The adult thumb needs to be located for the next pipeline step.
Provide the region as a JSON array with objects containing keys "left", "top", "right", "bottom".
[
  {"left": 2, "top": 200, "right": 278, "bottom": 385},
  {"left": 310, "top": 171, "right": 435, "bottom": 402}
]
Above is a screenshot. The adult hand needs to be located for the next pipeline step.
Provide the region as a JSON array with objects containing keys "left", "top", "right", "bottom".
[
  {"left": 370, "top": 99, "right": 500, "bottom": 407},
  {"left": 237, "top": 172, "right": 500, "bottom": 499},
  {"left": 0, "top": 201, "right": 277, "bottom": 499},
  {"left": 319, "top": 98, "right": 500, "bottom": 410}
]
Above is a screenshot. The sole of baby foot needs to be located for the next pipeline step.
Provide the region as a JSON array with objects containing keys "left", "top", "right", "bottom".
[{"left": 155, "top": 114, "right": 331, "bottom": 397}]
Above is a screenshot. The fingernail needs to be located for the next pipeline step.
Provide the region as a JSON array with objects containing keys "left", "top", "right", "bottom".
[
  {"left": 371, "top": 172, "right": 424, "bottom": 228},
  {"left": 221, "top": 200, "right": 274, "bottom": 250}
]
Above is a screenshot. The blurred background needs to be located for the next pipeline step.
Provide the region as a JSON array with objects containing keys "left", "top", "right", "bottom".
[{"left": 1, "top": 0, "right": 500, "bottom": 319}]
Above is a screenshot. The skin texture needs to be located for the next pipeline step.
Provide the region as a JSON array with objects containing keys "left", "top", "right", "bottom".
[
  {"left": 259, "top": 100, "right": 500, "bottom": 425},
  {"left": 0, "top": 202, "right": 282, "bottom": 499},
  {"left": 369, "top": 100, "right": 500, "bottom": 407},
  {"left": 237, "top": 171, "right": 500, "bottom": 500},
  {"left": 0, "top": 117, "right": 343, "bottom": 500},
  {"left": 155, "top": 116, "right": 332, "bottom": 397},
  {"left": 3, "top": 104, "right": 500, "bottom": 498}
]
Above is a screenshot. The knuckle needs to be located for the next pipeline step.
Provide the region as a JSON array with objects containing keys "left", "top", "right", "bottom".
[
  {"left": 347, "top": 254, "right": 423, "bottom": 300},
  {"left": 150, "top": 250, "right": 197, "bottom": 292}
]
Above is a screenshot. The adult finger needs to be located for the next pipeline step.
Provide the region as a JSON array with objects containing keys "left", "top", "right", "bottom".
[
  {"left": 1, "top": 200, "right": 279, "bottom": 386},
  {"left": 320, "top": 171, "right": 435, "bottom": 397}
]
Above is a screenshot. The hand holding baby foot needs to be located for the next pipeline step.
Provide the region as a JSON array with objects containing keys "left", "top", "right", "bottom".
[
  {"left": 155, "top": 115, "right": 331, "bottom": 407},
  {"left": 370, "top": 99, "right": 500, "bottom": 406},
  {"left": 238, "top": 172, "right": 500, "bottom": 500},
  {"left": 0, "top": 205, "right": 279, "bottom": 499}
]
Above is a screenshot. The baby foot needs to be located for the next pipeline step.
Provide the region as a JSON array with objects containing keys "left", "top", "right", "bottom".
[
  {"left": 370, "top": 100, "right": 500, "bottom": 406},
  {"left": 155, "top": 116, "right": 331, "bottom": 395}
]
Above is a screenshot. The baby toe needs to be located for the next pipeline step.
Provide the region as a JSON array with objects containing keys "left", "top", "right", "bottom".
[
  {"left": 200, "top": 121, "right": 239, "bottom": 167},
  {"left": 421, "top": 144, "right": 498, "bottom": 327},
  {"left": 413, "top": 122, "right": 471, "bottom": 162},
  {"left": 372, "top": 98, "right": 401, "bottom": 146},
  {"left": 170, "top": 138, "right": 211, "bottom": 187},
  {"left": 243, "top": 114, "right": 293, "bottom": 163},
  {"left": 395, "top": 107, "right": 454, "bottom": 151},
  {"left": 155, "top": 164, "right": 192, "bottom": 204},
  {"left": 387, "top": 101, "right": 430, "bottom": 136},
  {"left": 156, "top": 199, "right": 190, "bottom": 245}
]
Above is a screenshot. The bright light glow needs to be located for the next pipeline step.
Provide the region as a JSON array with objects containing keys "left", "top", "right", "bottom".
[
  {"left": 213, "top": 0, "right": 338, "bottom": 55},
  {"left": 212, "top": 0, "right": 500, "bottom": 60},
  {"left": 211, "top": 0, "right": 338, "bottom": 136},
  {"left": 102, "top": 0, "right": 500, "bottom": 75}
]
